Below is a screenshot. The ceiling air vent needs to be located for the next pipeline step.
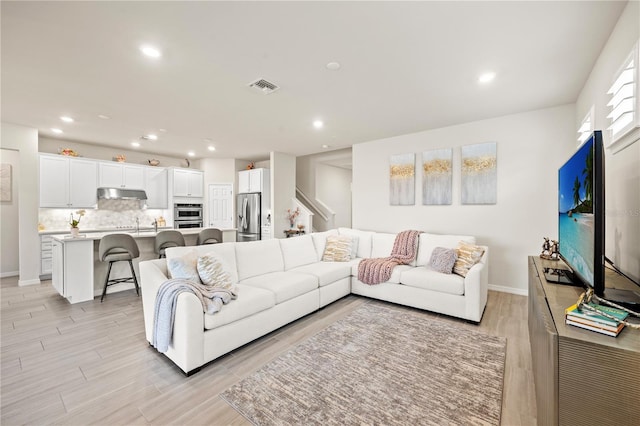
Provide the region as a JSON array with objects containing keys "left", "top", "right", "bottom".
[{"left": 248, "top": 78, "right": 280, "bottom": 95}]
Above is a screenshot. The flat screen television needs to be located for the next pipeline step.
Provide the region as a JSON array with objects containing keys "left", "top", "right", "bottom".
[{"left": 557, "top": 131, "right": 605, "bottom": 296}]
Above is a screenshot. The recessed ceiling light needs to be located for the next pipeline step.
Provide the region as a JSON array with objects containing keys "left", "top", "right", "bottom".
[
  {"left": 145, "top": 134, "right": 158, "bottom": 141},
  {"left": 208, "top": 146, "right": 216, "bottom": 151},
  {"left": 478, "top": 72, "right": 496, "bottom": 84},
  {"left": 326, "top": 62, "right": 341, "bottom": 71},
  {"left": 140, "top": 45, "right": 161, "bottom": 58},
  {"left": 322, "top": 144, "right": 331, "bottom": 149},
  {"left": 187, "top": 151, "right": 195, "bottom": 157},
  {"left": 51, "top": 128, "right": 63, "bottom": 134},
  {"left": 159, "top": 128, "right": 167, "bottom": 133},
  {"left": 60, "top": 116, "right": 74, "bottom": 123},
  {"left": 131, "top": 142, "right": 140, "bottom": 148},
  {"left": 98, "top": 114, "right": 110, "bottom": 120},
  {"left": 313, "top": 120, "right": 324, "bottom": 129}
]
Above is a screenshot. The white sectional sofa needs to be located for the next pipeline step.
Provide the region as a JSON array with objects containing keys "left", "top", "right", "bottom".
[{"left": 139, "top": 228, "right": 488, "bottom": 375}]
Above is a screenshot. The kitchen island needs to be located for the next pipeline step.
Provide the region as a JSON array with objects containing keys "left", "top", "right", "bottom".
[{"left": 50, "top": 228, "right": 236, "bottom": 304}]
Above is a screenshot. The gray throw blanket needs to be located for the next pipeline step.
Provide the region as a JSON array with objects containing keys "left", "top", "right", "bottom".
[{"left": 152, "top": 278, "right": 238, "bottom": 353}]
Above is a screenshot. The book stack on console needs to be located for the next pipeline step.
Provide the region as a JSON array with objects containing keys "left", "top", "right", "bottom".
[{"left": 565, "top": 302, "right": 628, "bottom": 337}]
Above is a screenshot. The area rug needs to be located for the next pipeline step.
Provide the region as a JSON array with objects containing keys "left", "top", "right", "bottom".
[{"left": 221, "top": 303, "right": 506, "bottom": 425}]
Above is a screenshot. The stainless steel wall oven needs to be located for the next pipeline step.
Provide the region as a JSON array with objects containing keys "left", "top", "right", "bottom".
[{"left": 174, "top": 203, "right": 203, "bottom": 228}]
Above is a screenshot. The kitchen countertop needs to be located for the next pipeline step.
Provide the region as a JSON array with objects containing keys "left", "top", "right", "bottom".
[{"left": 49, "top": 227, "right": 237, "bottom": 242}]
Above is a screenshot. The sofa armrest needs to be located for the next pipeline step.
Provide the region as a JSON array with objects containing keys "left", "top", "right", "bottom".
[
  {"left": 140, "top": 259, "right": 169, "bottom": 343},
  {"left": 139, "top": 259, "right": 205, "bottom": 374},
  {"left": 463, "top": 246, "right": 489, "bottom": 322}
]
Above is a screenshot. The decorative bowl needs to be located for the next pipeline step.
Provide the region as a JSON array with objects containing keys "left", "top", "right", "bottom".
[{"left": 114, "top": 154, "right": 126, "bottom": 163}]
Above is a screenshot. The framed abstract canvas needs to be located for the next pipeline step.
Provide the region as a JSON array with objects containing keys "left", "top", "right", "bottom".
[
  {"left": 390, "top": 153, "right": 415, "bottom": 205},
  {"left": 461, "top": 142, "right": 497, "bottom": 204},
  {"left": 422, "top": 148, "right": 452, "bottom": 205}
]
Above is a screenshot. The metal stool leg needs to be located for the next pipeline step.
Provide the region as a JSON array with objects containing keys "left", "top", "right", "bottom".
[
  {"left": 128, "top": 260, "right": 140, "bottom": 296},
  {"left": 101, "top": 261, "right": 113, "bottom": 302}
]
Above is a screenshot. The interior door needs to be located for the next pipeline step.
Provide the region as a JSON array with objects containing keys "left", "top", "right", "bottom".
[{"left": 208, "top": 183, "right": 233, "bottom": 229}]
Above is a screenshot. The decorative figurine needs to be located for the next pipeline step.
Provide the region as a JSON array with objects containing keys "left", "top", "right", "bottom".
[{"left": 541, "top": 237, "right": 559, "bottom": 260}]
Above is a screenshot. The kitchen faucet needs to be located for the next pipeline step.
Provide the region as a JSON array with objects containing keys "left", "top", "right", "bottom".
[
  {"left": 152, "top": 218, "right": 158, "bottom": 233},
  {"left": 135, "top": 217, "right": 139, "bottom": 233}
]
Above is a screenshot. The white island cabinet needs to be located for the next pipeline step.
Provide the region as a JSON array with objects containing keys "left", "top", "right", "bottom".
[{"left": 51, "top": 237, "right": 95, "bottom": 304}]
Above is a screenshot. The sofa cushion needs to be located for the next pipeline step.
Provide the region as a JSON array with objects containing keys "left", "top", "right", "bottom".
[
  {"left": 371, "top": 232, "right": 396, "bottom": 258},
  {"left": 279, "top": 235, "right": 318, "bottom": 270},
  {"left": 429, "top": 247, "right": 458, "bottom": 274},
  {"left": 204, "top": 284, "right": 275, "bottom": 330},
  {"left": 322, "top": 235, "right": 353, "bottom": 262},
  {"left": 453, "top": 242, "right": 486, "bottom": 277},
  {"left": 291, "top": 262, "right": 352, "bottom": 287},
  {"left": 235, "top": 239, "right": 284, "bottom": 281},
  {"left": 166, "top": 243, "right": 238, "bottom": 284},
  {"left": 338, "top": 228, "right": 374, "bottom": 258},
  {"left": 400, "top": 267, "right": 465, "bottom": 295},
  {"left": 240, "top": 272, "right": 318, "bottom": 304},
  {"left": 415, "top": 233, "right": 476, "bottom": 267}
]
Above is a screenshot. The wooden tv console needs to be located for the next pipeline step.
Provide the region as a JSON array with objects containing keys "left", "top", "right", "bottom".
[{"left": 528, "top": 256, "right": 640, "bottom": 426}]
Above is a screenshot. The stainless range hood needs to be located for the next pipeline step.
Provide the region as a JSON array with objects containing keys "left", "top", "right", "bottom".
[{"left": 97, "top": 187, "right": 148, "bottom": 201}]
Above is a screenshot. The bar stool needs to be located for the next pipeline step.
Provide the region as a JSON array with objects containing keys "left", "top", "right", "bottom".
[
  {"left": 196, "top": 228, "right": 222, "bottom": 245},
  {"left": 99, "top": 234, "right": 140, "bottom": 302},
  {"left": 154, "top": 230, "right": 185, "bottom": 258}
]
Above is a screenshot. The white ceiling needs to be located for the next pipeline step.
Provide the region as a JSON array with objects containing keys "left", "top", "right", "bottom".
[{"left": 1, "top": 1, "right": 627, "bottom": 162}]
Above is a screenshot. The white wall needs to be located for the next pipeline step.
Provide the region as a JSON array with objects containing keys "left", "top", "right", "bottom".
[
  {"left": 352, "top": 105, "right": 575, "bottom": 293},
  {"left": 316, "top": 163, "right": 352, "bottom": 228},
  {"left": 0, "top": 123, "right": 41, "bottom": 285},
  {"left": 576, "top": 0, "right": 640, "bottom": 281},
  {"left": 0, "top": 149, "right": 20, "bottom": 276},
  {"left": 270, "top": 152, "right": 296, "bottom": 238}
]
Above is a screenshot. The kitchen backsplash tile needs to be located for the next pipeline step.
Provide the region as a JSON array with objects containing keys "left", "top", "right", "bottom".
[{"left": 39, "top": 200, "right": 168, "bottom": 231}]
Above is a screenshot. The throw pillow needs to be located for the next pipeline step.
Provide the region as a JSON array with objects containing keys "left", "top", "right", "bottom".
[
  {"left": 349, "top": 235, "right": 359, "bottom": 259},
  {"left": 453, "top": 242, "right": 485, "bottom": 277},
  {"left": 167, "top": 250, "right": 201, "bottom": 283},
  {"left": 429, "top": 247, "right": 458, "bottom": 274},
  {"left": 197, "top": 253, "right": 233, "bottom": 288},
  {"left": 322, "top": 235, "right": 353, "bottom": 262}
]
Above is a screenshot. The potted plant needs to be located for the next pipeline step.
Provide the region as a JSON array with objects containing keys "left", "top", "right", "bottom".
[{"left": 69, "top": 209, "right": 86, "bottom": 237}]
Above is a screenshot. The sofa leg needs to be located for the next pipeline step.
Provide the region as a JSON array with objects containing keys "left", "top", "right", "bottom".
[{"left": 185, "top": 367, "right": 201, "bottom": 377}]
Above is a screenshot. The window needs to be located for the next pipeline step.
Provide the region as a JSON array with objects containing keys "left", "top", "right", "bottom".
[
  {"left": 577, "top": 106, "right": 594, "bottom": 146},
  {"left": 607, "top": 40, "right": 640, "bottom": 152}
]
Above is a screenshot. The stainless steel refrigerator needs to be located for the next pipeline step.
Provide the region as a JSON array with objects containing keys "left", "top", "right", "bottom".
[{"left": 237, "top": 192, "right": 261, "bottom": 242}]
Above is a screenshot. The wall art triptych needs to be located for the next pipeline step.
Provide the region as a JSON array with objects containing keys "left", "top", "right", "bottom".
[{"left": 389, "top": 142, "right": 497, "bottom": 206}]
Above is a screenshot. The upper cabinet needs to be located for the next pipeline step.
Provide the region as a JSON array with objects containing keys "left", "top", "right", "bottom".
[
  {"left": 98, "top": 162, "right": 145, "bottom": 189},
  {"left": 144, "top": 167, "right": 168, "bottom": 209},
  {"left": 40, "top": 154, "right": 97, "bottom": 208},
  {"left": 173, "top": 168, "right": 204, "bottom": 198},
  {"left": 238, "top": 168, "right": 267, "bottom": 193}
]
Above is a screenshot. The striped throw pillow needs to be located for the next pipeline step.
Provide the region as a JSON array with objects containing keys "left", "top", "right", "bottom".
[
  {"left": 453, "top": 242, "right": 485, "bottom": 277},
  {"left": 322, "top": 235, "right": 353, "bottom": 262}
]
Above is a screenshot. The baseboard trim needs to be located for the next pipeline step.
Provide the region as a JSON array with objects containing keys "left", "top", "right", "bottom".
[
  {"left": 488, "top": 284, "right": 528, "bottom": 296},
  {"left": 18, "top": 278, "right": 41, "bottom": 286},
  {"left": 0, "top": 271, "right": 19, "bottom": 278}
]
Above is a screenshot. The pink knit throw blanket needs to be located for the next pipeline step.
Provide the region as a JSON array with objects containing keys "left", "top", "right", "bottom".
[{"left": 358, "top": 230, "right": 421, "bottom": 285}]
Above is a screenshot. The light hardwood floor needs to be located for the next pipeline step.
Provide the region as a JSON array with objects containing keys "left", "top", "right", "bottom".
[{"left": 1, "top": 276, "right": 537, "bottom": 425}]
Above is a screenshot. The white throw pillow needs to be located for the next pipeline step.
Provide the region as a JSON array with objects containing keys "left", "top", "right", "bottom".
[{"left": 167, "top": 250, "right": 201, "bottom": 283}]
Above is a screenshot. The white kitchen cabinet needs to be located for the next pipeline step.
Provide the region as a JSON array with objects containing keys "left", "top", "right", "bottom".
[
  {"left": 40, "top": 235, "right": 53, "bottom": 276},
  {"left": 144, "top": 167, "right": 168, "bottom": 209},
  {"left": 173, "top": 169, "right": 204, "bottom": 197},
  {"left": 98, "top": 162, "right": 145, "bottom": 189},
  {"left": 238, "top": 168, "right": 267, "bottom": 193},
  {"left": 39, "top": 154, "right": 97, "bottom": 208},
  {"left": 51, "top": 237, "right": 95, "bottom": 304}
]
